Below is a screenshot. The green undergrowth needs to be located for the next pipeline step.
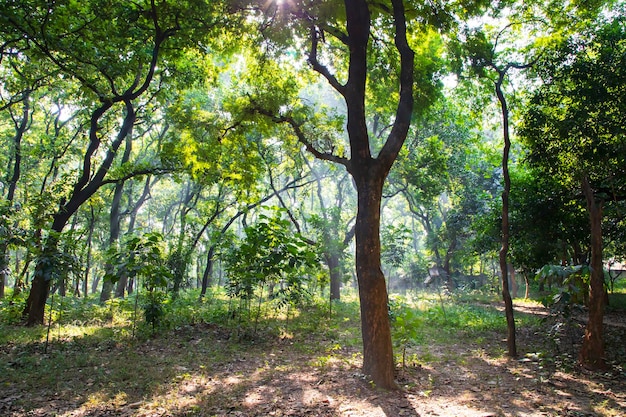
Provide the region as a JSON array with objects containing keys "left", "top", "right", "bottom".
[
  {"left": 0, "top": 289, "right": 548, "bottom": 390},
  {"left": 389, "top": 291, "right": 545, "bottom": 367},
  {"left": 0, "top": 288, "right": 546, "bottom": 362},
  {"left": 2, "top": 286, "right": 624, "bottom": 416},
  {"left": 4, "top": 286, "right": 616, "bottom": 415}
]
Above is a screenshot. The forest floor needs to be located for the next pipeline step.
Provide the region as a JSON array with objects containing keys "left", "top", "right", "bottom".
[{"left": 1, "top": 296, "right": 625, "bottom": 417}]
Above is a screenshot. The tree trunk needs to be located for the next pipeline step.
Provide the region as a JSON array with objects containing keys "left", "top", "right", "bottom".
[
  {"left": 0, "top": 251, "right": 7, "bottom": 299},
  {"left": 443, "top": 238, "right": 457, "bottom": 289},
  {"left": 495, "top": 71, "right": 516, "bottom": 358},
  {"left": 25, "top": 101, "right": 136, "bottom": 323},
  {"left": 23, "top": 233, "right": 61, "bottom": 325},
  {"left": 100, "top": 178, "right": 124, "bottom": 303},
  {"left": 200, "top": 245, "right": 216, "bottom": 298},
  {"left": 0, "top": 242, "right": 10, "bottom": 299},
  {"left": 579, "top": 175, "right": 606, "bottom": 369},
  {"left": 509, "top": 263, "right": 518, "bottom": 299},
  {"left": 328, "top": 252, "right": 342, "bottom": 301},
  {"left": 102, "top": 131, "right": 133, "bottom": 302},
  {"left": 115, "top": 176, "right": 152, "bottom": 298},
  {"left": 524, "top": 274, "right": 530, "bottom": 299},
  {"left": 354, "top": 172, "right": 397, "bottom": 389},
  {"left": 83, "top": 205, "right": 96, "bottom": 297},
  {"left": 2, "top": 94, "right": 31, "bottom": 299}
]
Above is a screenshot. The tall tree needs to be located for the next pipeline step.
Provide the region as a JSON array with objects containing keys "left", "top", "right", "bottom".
[
  {"left": 234, "top": 0, "right": 445, "bottom": 388},
  {"left": 454, "top": 14, "right": 550, "bottom": 356},
  {"left": 307, "top": 164, "right": 355, "bottom": 301}
]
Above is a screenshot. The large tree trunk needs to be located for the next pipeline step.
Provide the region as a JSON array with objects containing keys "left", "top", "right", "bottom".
[
  {"left": 263, "top": 0, "right": 413, "bottom": 390},
  {"left": 579, "top": 175, "right": 606, "bottom": 369},
  {"left": 23, "top": 225, "right": 65, "bottom": 325},
  {"left": 354, "top": 173, "right": 396, "bottom": 389},
  {"left": 23, "top": 267, "right": 51, "bottom": 326}
]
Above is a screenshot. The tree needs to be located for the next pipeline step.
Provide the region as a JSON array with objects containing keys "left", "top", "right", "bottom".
[
  {"left": 223, "top": 209, "right": 319, "bottom": 308},
  {"left": 234, "top": 0, "right": 443, "bottom": 389},
  {"left": 454, "top": 15, "right": 551, "bottom": 357},
  {"left": 519, "top": 15, "right": 626, "bottom": 369}
]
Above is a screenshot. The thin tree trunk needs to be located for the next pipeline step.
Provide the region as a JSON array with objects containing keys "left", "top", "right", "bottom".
[
  {"left": 0, "top": 252, "right": 7, "bottom": 299},
  {"left": 524, "top": 274, "right": 530, "bottom": 299},
  {"left": 495, "top": 72, "right": 516, "bottom": 358},
  {"left": 101, "top": 130, "right": 134, "bottom": 302},
  {"left": 328, "top": 253, "right": 342, "bottom": 301},
  {"left": 115, "top": 177, "right": 152, "bottom": 298},
  {"left": 198, "top": 178, "right": 308, "bottom": 298},
  {"left": 2, "top": 93, "right": 31, "bottom": 299},
  {"left": 200, "top": 245, "right": 216, "bottom": 297},
  {"left": 509, "top": 263, "right": 518, "bottom": 299},
  {"left": 83, "top": 205, "right": 96, "bottom": 297}
]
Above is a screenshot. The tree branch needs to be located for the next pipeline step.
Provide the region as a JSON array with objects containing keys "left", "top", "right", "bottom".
[
  {"left": 251, "top": 104, "right": 350, "bottom": 169},
  {"left": 378, "top": 0, "right": 414, "bottom": 172},
  {"left": 308, "top": 25, "right": 346, "bottom": 96},
  {"left": 99, "top": 166, "right": 173, "bottom": 186}
]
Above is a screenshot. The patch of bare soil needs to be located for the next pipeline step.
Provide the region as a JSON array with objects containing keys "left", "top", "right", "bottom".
[{"left": 2, "top": 304, "right": 625, "bottom": 417}]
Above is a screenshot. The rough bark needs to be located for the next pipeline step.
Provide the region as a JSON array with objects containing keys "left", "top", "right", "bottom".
[
  {"left": 579, "top": 175, "right": 606, "bottom": 369},
  {"left": 353, "top": 170, "right": 396, "bottom": 389},
  {"left": 344, "top": 0, "right": 414, "bottom": 389}
]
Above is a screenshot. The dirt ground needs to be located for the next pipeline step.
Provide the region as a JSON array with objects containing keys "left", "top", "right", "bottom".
[{"left": 2, "top": 303, "right": 625, "bottom": 417}]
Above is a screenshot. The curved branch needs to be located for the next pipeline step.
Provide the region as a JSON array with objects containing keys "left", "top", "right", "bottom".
[
  {"left": 308, "top": 25, "right": 346, "bottom": 96},
  {"left": 251, "top": 105, "right": 350, "bottom": 168},
  {"left": 378, "top": 0, "right": 414, "bottom": 171}
]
